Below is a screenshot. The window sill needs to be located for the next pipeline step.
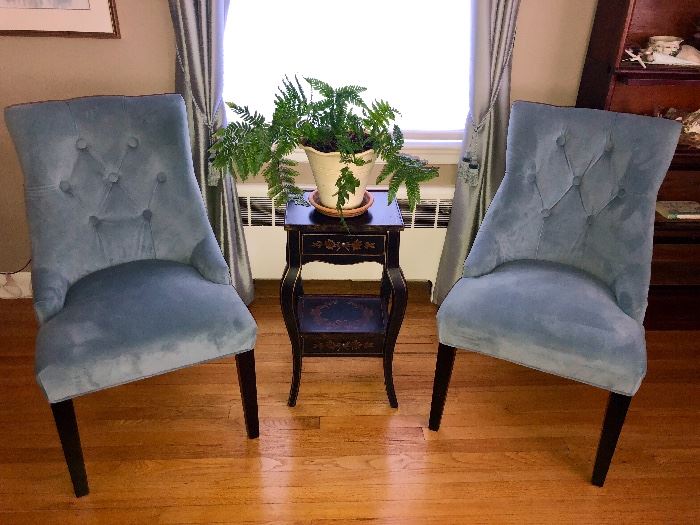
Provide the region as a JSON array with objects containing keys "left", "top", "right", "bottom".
[{"left": 287, "top": 139, "right": 463, "bottom": 165}]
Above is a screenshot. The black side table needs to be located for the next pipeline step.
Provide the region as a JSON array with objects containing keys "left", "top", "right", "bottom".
[{"left": 281, "top": 190, "right": 407, "bottom": 408}]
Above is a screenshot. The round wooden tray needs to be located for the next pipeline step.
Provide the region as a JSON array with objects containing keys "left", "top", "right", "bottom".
[{"left": 308, "top": 190, "right": 374, "bottom": 218}]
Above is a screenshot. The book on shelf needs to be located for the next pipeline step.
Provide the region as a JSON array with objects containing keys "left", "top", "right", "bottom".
[{"left": 656, "top": 201, "right": 700, "bottom": 220}]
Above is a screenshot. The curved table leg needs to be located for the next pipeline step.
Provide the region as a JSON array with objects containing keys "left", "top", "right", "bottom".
[
  {"left": 383, "top": 265, "right": 407, "bottom": 408},
  {"left": 280, "top": 231, "right": 304, "bottom": 407},
  {"left": 380, "top": 267, "right": 391, "bottom": 301}
]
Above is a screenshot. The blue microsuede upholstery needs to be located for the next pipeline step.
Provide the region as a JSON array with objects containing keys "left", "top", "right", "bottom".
[
  {"left": 437, "top": 102, "right": 681, "bottom": 396},
  {"left": 5, "top": 95, "right": 231, "bottom": 323},
  {"left": 35, "top": 260, "right": 256, "bottom": 403},
  {"left": 5, "top": 94, "right": 257, "bottom": 403},
  {"left": 439, "top": 260, "right": 646, "bottom": 394}
]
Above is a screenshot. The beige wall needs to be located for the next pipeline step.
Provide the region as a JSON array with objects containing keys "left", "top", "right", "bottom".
[
  {"left": 0, "top": 0, "right": 597, "bottom": 271},
  {"left": 512, "top": 0, "right": 597, "bottom": 105}
]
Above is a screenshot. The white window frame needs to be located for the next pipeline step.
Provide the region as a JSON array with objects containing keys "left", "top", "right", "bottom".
[
  {"left": 223, "top": 104, "right": 464, "bottom": 165},
  {"left": 223, "top": 1, "right": 469, "bottom": 166}
]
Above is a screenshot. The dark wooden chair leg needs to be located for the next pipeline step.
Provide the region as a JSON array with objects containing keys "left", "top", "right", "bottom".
[
  {"left": 428, "top": 343, "right": 457, "bottom": 431},
  {"left": 50, "top": 399, "right": 89, "bottom": 497},
  {"left": 235, "top": 349, "right": 260, "bottom": 439},
  {"left": 591, "top": 392, "right": 632, "bottom": 487}
]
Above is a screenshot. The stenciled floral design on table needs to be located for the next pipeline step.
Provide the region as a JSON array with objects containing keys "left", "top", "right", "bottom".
[
  {"left": 312, "top": 339, "right": 375, "bottom": 353},
  {"left": 311, "top": 238, "right": 376, "bottom": 252}
]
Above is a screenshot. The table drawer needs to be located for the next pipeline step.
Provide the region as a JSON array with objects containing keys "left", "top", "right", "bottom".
[{"left": 302, "top": 234, "right": 385, "bottom": 257}]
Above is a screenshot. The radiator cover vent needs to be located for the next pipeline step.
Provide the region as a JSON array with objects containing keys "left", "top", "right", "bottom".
[{"left": 238, "top": 196, "right": 453, "bottom": 228}]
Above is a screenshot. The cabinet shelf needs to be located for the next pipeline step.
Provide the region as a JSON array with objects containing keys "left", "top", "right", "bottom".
[
  {"left": 616, "top": 64, "right": 700, "bottom": 86},
  {"left": 654, "top": 214, "right": 700, "bottom": 241},
  {"left": 671, "top": 145, "right": 700, "bottom": 170}
]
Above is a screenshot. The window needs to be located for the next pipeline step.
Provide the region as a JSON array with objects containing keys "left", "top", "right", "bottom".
[{"left": 223, "top": 0, "right": 471, "bottom": 162}]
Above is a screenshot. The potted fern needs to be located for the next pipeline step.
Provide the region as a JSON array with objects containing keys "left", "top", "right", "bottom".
[{"left": 210, "top": 76, "right": 438, "bottom": 217}]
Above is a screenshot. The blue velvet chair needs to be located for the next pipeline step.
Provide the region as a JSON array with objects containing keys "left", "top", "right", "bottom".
[
  {"left": 5, "top": 94, "right": 259, "bottom": 497},
  {"left": 429, "top": 102, "right": 681, "bottom": 486}
]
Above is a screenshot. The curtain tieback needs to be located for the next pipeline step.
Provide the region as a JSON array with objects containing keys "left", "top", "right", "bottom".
[
  {"left": 458, "top": 114, "right": 483, "bottom": 187},
  {"left": 458, "top": 154, "right": 481, "bottom": 187},
  {"left": 457, "top": 26, "right": 518, "bottom": 188}
]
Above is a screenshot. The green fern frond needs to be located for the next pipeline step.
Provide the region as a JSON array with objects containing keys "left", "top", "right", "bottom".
[
  {"left": 263, "top": 157, "right": 305, "bottom": 207},
  {"left": 334, "top": 166, "right": 361, "bottom": 227},
  {"left": 211, "top": 75, "right": 438, "bottom": 213},
  {"left": 209, "top": 118, "right": 271, "bottom": 181},
  {"left": 381, "top": 153, "right": 439, "bottom": 209},
  {"left": 335, "top": 85, "right": 368, "bottom": 110},
  {"left": 305, "top": 77, "right": 335, "bottom": 99},
  {"left": 229, "top": 104, "right": 267, "bottom": 128}
]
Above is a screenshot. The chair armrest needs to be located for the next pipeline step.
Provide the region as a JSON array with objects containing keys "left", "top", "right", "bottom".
[
  {"left": 31, "top": 268, "right": 69, "bottom": 324},
  {"left": 463, "top": 229, "right": 504, "bottom": 278},
  {"left": 190, "top": 235, "right": 232, "bottom": 285}
]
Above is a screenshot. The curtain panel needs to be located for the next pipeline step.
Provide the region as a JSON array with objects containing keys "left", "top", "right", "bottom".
[
  {"left": 169, "top": 0, "right": 254, "bottom": 305},
  {"left": 432, "top": 0, "right": 521, "bottom": 304}
]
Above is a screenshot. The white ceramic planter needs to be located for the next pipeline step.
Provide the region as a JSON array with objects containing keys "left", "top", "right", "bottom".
[{"left": 303, "top": 146, "right": 376, "bottom": 209}]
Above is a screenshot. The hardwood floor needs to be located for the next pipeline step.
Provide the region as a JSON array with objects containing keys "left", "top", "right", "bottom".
[{"left": 0, "top": 280, "right": 698, "bottom": 524}]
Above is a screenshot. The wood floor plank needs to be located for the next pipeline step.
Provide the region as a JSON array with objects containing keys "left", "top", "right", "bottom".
[{"left": 0, "top": 280, "right": 698, "bottom": 523}]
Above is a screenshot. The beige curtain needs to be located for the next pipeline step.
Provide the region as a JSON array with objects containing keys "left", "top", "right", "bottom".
[
  {"left": 169, "top": 0, "right": 254, "bottom": 305},
  {"left": 433, "top": 0, "right": 521, "bottom": 304}
]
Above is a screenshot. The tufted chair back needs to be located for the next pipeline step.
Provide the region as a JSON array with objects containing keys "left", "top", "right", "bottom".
[
  {"left": 6, "top": 94, "right": 230, "bottom": 323},
  {"left": 464, "top": 102, "right": 681, "bottom": 322}
]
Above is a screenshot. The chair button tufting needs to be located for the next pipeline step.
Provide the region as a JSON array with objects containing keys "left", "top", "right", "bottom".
[
  {"left": 527, "top": 173, "right": 536, "bottom": 184},
  {"left": 89, "top": 216, "right": 100, "bottom": 227},
  {"left": 59, "top": 180, "right": 72, "bottom": 193},
  {"left": 617, "top": 187, "right": 626, "bottom": 198},
  {"left": 107, "top": 172, "right": 120, "bottom": 183},
  {"left": 127, "top": 137, "right": 139, "bottom": 148},
  {"left": 605, "top": 141, "right": 614, "bottom": 153},
  {"left": 556, "top": 135, "right": 566, "bottom": 146},
  {"left": 541, "top": 208, "right": 551, "bottom": 218},
  {"left": 586, "top": 215, "right": 595, "bottom": 225},
  {"left": 572, "top": 176, "right": 582, "bottom": 186},
  {"left": 76, "top": 138, "right": 88, "bottom": 150},
  {"left": 157, "top": 172, "right": 167, "bottom": 183},
  {"left": 142, "top": 209, "right": 153, "bottom": 222}
]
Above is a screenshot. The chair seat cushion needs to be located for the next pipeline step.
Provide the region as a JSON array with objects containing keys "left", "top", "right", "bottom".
[
  {"left": 36, "top": 259, "right": 257, "bottom": 403},
  {"left": 437, "top": 260, "right": 645, "bottom": 395}
]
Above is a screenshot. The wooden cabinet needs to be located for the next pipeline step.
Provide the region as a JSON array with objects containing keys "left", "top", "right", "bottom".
[{"left": 577, "top": 0, "right": 700, "bottom": 328}]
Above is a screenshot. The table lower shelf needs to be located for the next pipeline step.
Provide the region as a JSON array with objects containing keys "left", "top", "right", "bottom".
[{"left": 297, "top": 295, "right": 388, "bottom": 356}]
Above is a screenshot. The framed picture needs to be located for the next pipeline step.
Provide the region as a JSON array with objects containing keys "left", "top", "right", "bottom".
[{"left": 0, "top": 0, "right": 119, "bottom": 38}]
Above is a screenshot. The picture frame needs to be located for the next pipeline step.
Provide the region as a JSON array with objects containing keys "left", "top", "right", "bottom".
[{"left": 0, "top": 0, "right": 120, "bottom": 38}]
